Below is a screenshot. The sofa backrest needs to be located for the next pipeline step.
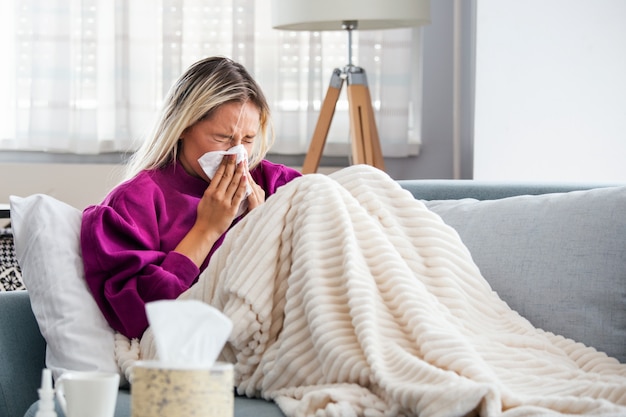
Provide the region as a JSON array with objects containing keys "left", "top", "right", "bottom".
[
  {"left": 398, "top": 180, "right": 626, "bottom": 363},
  {"left": 396, "top": 179, "right": 622, "bottom": 201}
]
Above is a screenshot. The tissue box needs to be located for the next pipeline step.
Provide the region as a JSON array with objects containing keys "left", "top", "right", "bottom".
[{"left": 131, "top": 361, "right": 234, "bottom": 417}]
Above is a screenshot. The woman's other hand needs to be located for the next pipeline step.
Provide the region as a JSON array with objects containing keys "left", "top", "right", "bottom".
[{"left": 245, "top": 160, "right": 266, "bottom": 211}]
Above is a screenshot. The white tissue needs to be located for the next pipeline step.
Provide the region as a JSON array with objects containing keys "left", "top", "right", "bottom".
[
  {"left": 197, "top": 144, "right": 248, "bottom": 178},
  {"left": 145, "top": 300, "right": 233, "bottom": 369},
  {"left": 198, "top": 144, "right": 252, "bottom": 217}
]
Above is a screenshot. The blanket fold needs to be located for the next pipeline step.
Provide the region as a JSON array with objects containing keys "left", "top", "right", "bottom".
[{"left": 126, "top": 165, "right": 626, "bottom": 417}]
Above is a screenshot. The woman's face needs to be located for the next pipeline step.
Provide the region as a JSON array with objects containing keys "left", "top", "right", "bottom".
[{"left": 179, "top": 100, "right": 260, "bottom": 181}]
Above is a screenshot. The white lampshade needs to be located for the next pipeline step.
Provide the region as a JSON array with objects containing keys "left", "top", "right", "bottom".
[{"left": 271, "top": 0, "right": 430, "bottom": 31}]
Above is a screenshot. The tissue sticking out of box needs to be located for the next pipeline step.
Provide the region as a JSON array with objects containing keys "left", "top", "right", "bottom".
[{"left": 145, "top": 300, "right": 233, "bottom": 369}]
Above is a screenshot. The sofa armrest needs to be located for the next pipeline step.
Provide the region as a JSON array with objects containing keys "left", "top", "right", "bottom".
[{"left": 0, "top": 291, "right": 46, "bottom": 417}]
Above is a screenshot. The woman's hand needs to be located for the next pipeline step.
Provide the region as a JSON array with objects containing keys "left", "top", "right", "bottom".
[
  {"left": 174, "top": 154, "right": 247, "bottom": 266},
  {"left": 196, "top": 153, "right": 248, "bottom": 233}
]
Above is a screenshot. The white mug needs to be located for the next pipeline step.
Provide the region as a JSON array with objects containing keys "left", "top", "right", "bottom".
[{"left": 55, "top": 371, "right": 120, "bottom": 417}]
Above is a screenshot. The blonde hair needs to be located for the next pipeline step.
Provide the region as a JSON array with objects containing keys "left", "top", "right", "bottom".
[{"left": 125, "top": 56, "right": 274, "bottom": 180}]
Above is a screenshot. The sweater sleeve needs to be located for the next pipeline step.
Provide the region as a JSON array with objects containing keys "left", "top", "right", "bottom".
[{"left": 81, "top": 191, "right": 200, "bottom": 339}]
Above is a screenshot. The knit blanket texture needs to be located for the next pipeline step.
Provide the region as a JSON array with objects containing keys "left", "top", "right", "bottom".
[{"left": 120, "top": 165, "right": 626, "bottom": 417}]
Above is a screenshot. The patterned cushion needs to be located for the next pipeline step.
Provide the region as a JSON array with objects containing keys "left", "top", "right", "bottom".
[{"left": 0, "top": 229, "right": 25, "bottom": 291}]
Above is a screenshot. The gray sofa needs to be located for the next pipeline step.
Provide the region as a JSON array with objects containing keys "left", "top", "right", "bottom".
[{"left": 1, "top": 180, "right": 624, "bottom": 417}]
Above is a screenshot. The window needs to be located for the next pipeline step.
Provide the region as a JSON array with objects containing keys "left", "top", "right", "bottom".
[{"left": 0, "top": 0, "right": 424, "bottom": 157}]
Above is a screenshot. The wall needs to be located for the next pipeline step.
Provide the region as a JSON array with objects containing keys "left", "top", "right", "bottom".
[
  {"left": 474, "top": 0, "right": 626, "bottom": 181},
  {"left": 0, "top": 163, "right": 124, "bottom": 211}
]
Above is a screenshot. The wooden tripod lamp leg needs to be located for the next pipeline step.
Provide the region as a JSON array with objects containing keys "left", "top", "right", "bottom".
[
  {"left": 301, "top": 69, "right": 344, "bottom": 174},
  {"left": 346, "top": 68, "right": 385, "bottom": 170}
]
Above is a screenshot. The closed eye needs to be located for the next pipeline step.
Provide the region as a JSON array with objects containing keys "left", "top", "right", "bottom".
[{"left": 213, "top": 134, "right": 232, "bottom": 143}]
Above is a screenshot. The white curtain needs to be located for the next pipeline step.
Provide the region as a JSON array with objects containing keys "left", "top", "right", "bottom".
[{"left": 0, "top": 0, "right": 424, "bottom": 156}]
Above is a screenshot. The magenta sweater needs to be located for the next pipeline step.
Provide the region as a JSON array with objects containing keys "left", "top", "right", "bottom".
[{"left": 81, "top": 159, "right": 301, "bottom": 339}]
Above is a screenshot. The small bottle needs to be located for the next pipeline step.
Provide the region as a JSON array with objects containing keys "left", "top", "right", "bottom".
[{"left": 35, "top": 368, "right": 57, "bottom": 417}]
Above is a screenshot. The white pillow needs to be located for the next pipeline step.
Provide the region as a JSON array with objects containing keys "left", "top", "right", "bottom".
[{"left": 9, "top": 194, "right": 122, "bottom": 384}]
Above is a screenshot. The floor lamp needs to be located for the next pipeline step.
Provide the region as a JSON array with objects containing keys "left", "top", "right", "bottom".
[{"left": 271, "top": 0, "right": 430, "bottom": 174}]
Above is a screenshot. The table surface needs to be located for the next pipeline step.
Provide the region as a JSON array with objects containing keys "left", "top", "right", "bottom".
[{"left": 0, "top": 203, "right": 10, "bottom": 219}]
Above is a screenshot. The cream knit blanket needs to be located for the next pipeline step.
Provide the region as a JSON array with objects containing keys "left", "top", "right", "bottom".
[{"left": 127, "top": 165, "right": 626, "bottom": 417}]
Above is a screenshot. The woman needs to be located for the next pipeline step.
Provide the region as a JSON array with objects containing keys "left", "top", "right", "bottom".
[
  {"left": 85, "top": 57, "right": 626, "bottom": 417},
  {"left": 80, "top": 57, "right": 301, "bottom": 339}
]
